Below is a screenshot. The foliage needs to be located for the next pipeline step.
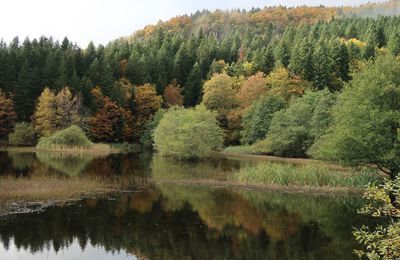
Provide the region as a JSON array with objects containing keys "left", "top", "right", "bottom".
[
  {"left": 267, "top": 67, "right": 309, "bottom": 100},
  {"left": 8, "top": 122, "right": 36, "bottom": 146},
  {"left": 153, "top": 105, "right": 223, "bottom": 159},
  {"left": 33, "top": 88, "right": 56, "bottom": 137},
  {"left": 353, "top": 178, "right": 400, "bottom": 259},
  {"left": 110, "top": 78, "right": 134, "bottom": 108},
  {"left": 33, "top": 87, "right": 83, "bottom": 137},
  {"left": 203, "top": 73, "right": 237, "bottom": 112},
  {"left": 163, "top": 80, "right": 183, "bottom": 107},
  {"left": 236, "top": 72, "right": 269, "bottom": 108},
  {"left": 240, "top": 95, "right": 287, "bottom": 145},
  {"left": 133, "top": 84, "right": 163, "bottom": 140},
  {"left": 310, "top": 56, "right": 400, "bottom": 178},
  {"left": 54, "top": 87, "right": 84, "bottom": 130},
  {"left": 0, "top": 89, "right": 17, "bottom": 138},
  {"left": 36, "top": 125, "right": 93, "bottom": 150},
  {"left": 140, "top": 109, "right": 166, "bottom": 148},
  {"left": 88, "top": 96, "right": 131, "bottom": 142},
  {"left": 266, "top": 90, "right": 335, "bottom": 157}
]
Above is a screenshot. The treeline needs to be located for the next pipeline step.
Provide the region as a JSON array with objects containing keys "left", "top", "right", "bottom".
[{"left": 0, "top": 6, "right": 400, "bottom": 144}]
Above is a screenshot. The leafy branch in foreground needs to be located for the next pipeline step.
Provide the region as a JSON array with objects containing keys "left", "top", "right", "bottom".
[{"left": 353, "top": 178, "right": 400, "bottom": 259}]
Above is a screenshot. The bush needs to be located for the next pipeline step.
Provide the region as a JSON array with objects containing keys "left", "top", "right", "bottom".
[
  {"left": 36, "top": 125, "right": 93, "bottom": 150},
  {"left": 153, "top": 105, "right": 224, "bottom": 159},
  {"left": 353, "top": 178, "right": 400, "bottom": 259},
  {"left": 8, "top": 122, "right": 36, "bottom": 146}
]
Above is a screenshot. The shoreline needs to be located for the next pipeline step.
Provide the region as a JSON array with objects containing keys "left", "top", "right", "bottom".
[{"left": 0, "top": 177, "right": 365, "bottom": 218}]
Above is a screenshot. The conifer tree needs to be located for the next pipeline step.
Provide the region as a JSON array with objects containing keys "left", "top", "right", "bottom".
[{"left": 184, "top": 63, "right": 203, "bottom": 107}]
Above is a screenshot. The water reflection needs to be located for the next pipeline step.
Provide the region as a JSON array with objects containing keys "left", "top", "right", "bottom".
[
  {"left": 0, "top": 151, "right": 250, "bottom": 179},
  {"left": 0, "top": 185, "right": 369, "bottom": 259},
  {"left": 0, "top": 151, "right": 373, "bottom": 259}
]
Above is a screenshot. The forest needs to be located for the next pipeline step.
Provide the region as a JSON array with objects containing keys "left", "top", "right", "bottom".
[
  {"left": 0, "top": 4, "right": 400, "bottom": 145},
  {"left": 0, "top": 1, "right": 400, "bottom": 259}
]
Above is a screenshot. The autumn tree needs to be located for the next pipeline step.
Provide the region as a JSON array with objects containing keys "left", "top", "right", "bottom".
[
  {"left": 237, "top": 72, "right": 269, "bottom": 108},
  {"left": 88, "top": 96, "right": 121, "bottom": 142},
  {"left": 33, "top": 88, "right": 57, "bottom": 137},
  {"left": 202, "top": 74, "right": 237, "bottom": 113},
  {"left": 163, "top": 80, "right": 183, "bottom": 107},
  {"left": 133, "top": 84, "right": 163, "bottom": 140},
  {"left": 55, "top": 86, "right": 83, "bottom": 130},
  {"left": 0, "top": 89, "right": 17, "bottom": 138},
  {"left": 267, "top": 67, "right": 309, "bottom": 100}
]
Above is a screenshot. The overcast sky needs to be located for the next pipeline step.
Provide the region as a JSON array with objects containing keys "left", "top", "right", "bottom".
[{"left": 0, "top": 0, "right": 386, "bottom": 47}]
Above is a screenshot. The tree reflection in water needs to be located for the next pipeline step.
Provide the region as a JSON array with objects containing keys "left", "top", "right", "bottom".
[{"left": 0, "top": 184, "right": 371, "bottom": 260}]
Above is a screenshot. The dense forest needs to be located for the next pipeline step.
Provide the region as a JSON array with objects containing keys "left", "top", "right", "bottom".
[{"left": 0, "top": 1, "right": 399, "bottom": 146}]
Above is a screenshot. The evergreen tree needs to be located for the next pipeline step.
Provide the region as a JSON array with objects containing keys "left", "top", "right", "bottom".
[
  {"left": 388, "top": 31, "right": 400, "bottom": 57},
  {"left": 184, "top": 63, "right": 203, "bottom": 107}
]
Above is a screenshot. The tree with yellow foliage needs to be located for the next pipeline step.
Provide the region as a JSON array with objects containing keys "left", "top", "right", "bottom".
[
  {"left": 33, "top": 87, "right": 57, "bottom": 137},
  {"left": 55, "top": 86, "right": 83, "bottom": 130},
  {"left": 267, "top": 67, "right": 310, "bottom": 100},
  {"left": 133, "top": 84, "right": 163, "bottom": 140},
  {"left": 0, "top": 89, "right": 17, "bottom": 138}
]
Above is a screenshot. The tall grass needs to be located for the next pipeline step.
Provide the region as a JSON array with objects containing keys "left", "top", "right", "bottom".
[{"left": 230, "top": 162, "right": 380, "bottom": 188}]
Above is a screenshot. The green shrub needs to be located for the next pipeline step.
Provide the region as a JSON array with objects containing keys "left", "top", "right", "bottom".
[
  {"left": 36, "top": 125, "right": 93, "bottom": 150},
  {"left": 153, "top": 105, "right": 223, "bottom": 159},
  {"left": 353, "top": 178, "right": 400, "bottom": 259},
  {"left": 8, "top": 122, "right": 36, "bottom": 146}
]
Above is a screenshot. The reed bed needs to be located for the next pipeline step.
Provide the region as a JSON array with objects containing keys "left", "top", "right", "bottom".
[{"left": 230, "top": 162, "right": 380, "bottom": 188}]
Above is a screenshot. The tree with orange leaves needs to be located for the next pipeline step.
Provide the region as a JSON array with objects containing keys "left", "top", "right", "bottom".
[
  {"left": 163, "top": 80, "right": 183, "bottom": 107},
  {"left": 88, "top": 96, "right": 122, "bottom": 142},
  {"left": 237, "top": 72, "right": 269, "bottom": 108}
]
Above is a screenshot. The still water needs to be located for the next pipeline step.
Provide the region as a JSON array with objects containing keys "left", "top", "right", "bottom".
[{"left": 0, "top": 151, "right": 373, "bottom": 259}]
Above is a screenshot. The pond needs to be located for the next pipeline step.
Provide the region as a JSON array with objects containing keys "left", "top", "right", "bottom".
[{"left": 0, "top": 151, "right": 374, "bottom": 259}]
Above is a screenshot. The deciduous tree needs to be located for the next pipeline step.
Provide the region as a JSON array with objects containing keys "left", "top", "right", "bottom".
[{"left": 0, "top": 89, "right": 16, "bottom": 138}]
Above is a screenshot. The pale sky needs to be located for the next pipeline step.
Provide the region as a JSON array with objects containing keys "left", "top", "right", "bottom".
[{"left": 0, "top": 0, "right": 386, "bottom": 47}]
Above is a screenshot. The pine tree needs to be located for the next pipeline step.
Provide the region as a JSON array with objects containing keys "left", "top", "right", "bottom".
[
  {"left": 388, "top": 31, "right": 400, "bottom": 57},
  {"left": 313, "top": 42, "right": 332, "bottom": 90},
  {"left": 184, "top": 63, "right": 203, "bottom": 107},
  {"left": 330, "top": 41, "right": 350, "bottom": 82},
  {"left": 289, "top": 38, "right": 314, "bottom": 81}
]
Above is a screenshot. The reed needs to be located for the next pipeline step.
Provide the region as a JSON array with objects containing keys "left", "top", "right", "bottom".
[{"left": 230, "top": 162, "right": 380, "bottom": 188}]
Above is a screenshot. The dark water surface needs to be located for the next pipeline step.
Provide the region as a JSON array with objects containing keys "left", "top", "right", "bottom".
[{"left": 0, "top": 151, "right": 372, "bottom": 259}]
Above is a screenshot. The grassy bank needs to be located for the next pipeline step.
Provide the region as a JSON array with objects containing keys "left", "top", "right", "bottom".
[
  {"left": 0, "top": 176, "right": 110, "bottom": 203},
  {"left": 229, "top": 163, "right": 380, "bottom": 189},
  {"left": 150, "top": 154, "right": 381, "bottom": 193},
  {"left": 2, "top": 143, "right": 139, "bottom": 155}
]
